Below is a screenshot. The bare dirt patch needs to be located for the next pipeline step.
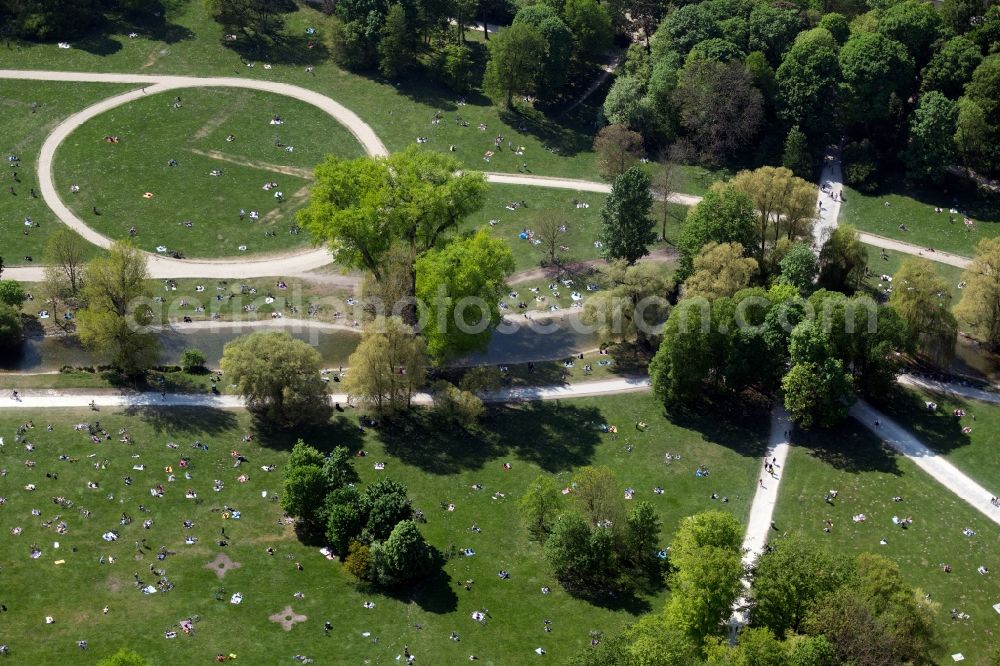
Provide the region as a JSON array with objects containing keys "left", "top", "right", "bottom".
[
  {"left": 269, "top": 605, "right": 307, "bottom": 631},
  {"left": 204, "top": 552, "right": 242, "bottom": 579},
  {"left": 187, "top": 148, "right": 313, "bottom": 179}
]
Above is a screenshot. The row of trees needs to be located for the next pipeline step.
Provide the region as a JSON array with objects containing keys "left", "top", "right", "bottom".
[
  {"left": 604, "top": 0, "right": 1000, "bottom": 184},
  {"left": 282, "top": 440, "right": 436, "bottom": 586},
  {"left": 577, "top": 524, "right": 938, "bottom": 665},
  {"left": 518, "top": 467, "right": 663, "bottom": 598}
]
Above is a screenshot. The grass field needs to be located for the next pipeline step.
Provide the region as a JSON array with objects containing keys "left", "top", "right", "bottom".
[
  {"left": 841, "top": 182, "right": 1000, "bottom": 258},
  {"left": 0, "top": 392, "right": 766, "bottom": 663},
  {"left": 773, "top": 422, "right": 1000, "bottom": 665},
  {"left": 53, "top": 86, "right": 364, "bottom": 258},
  {"left": 861, "top": 247, "right": 967, "bottom": 306},
  {"left": 0, "top": 1, "right": 605, "bottom": 182},
  {"left": 875, "top": 386, "right": 1000, "bottom": 493},
  {"left": 0, "top": 80, "right": 135, "bottom": 266}
]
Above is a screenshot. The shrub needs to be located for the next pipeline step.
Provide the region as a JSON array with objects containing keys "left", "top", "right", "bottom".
[{"left": 179, "top": 348, "right": 207, "bottom": 373}]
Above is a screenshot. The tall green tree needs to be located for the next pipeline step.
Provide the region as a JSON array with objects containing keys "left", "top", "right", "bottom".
[
  {"left": 370, "top": 520, "right": 434, "bottom": 585},
  {"left": 684, "top": 242, "right": 758, "bottom": 301},
  {"left": 889, "top": 258, "right": 958, "bottom": 364},
  {"left": 513, "top": 5, "right": 576, "bottom": 92},
  {"left": 782, "top": 356, "right": 855, "bottom": 428},
  {"left": 221, "top": 332, "right": 331, "bottom": 427},
  {"left": 598, "top": 166, "right": 656, "bottom": 265},
  {"left": 77, "top": 241, "right": 158, "bottom": 376},
  {"left": 518, "top": 475, "right": 564, "bottom": 539},
  {"left": 415, "top": 230, "right": 514, "bottom": 359},
  {"left": 482, "top": 23, "right": 547, "bottom": 107},
  {"left": 776, "top": 28, "right": 841, "bottom": 145},
  {"left": 778, "top": 243, "right": 818, "bottom": 293},
  {"left": 206, "top": 0, "right": 294, "bottom": 37},
  {"left": 0, "top": 303, "right": 22, "bottom": 354},
  {"left": 378, "top": 4, "right": 414, "bottom": 79},
  {"left": 817, "top": 225, "right": 867, "bottom": 294},
  {"left": 903, "top": 91, "right": 958, "bottom": 184},
  {"left": 544, "top": 512, "right": 617, "bottom": 592},
  {"left": 582, "top": 260, "right": 672, "bottom": 347},
  {"left": 677, "top": 183, "right": 757, "bottom": 279},
  {"left": 877, "top": 0, "right": 942, "bottom": 66},
  {"left": 782, "top": 126, "right": 813, "bottom": 179},
  {"left": 839, "top": 33, "right": 914, "bottom": 128},
  {"left": 282, "top": 440, "right": 330, "bottom": 528},
  {"left": 563, "top": 0, "right": 612, "bottom": 60},
  {"left": 920, "top": 36, "right": 983, "bottom": 99}
]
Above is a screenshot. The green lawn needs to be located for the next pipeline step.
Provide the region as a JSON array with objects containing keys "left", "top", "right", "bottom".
[
  {"left": 0, "top": 392, "right": 765, "bottom": 663},
  {"left": 841, "top": 182, "right": 1000, "bottom": 258},
  {"left": 0, "top": 1, "right": 604, "bottom": 182},
  {"left": 54, "top": 86, "right": 363, "bottom": 258},
  {"left": 861, "top": 247, "right": 967, "bottom": 306},
  {"left": 0, "top": 80, "right": 135, "bottom": 266},
  {"left": 875, "top": 386, "right": 1000, "bottom": 494},
  {"left": 773, "top": 422, "right": 1000, "bottom": 665}
]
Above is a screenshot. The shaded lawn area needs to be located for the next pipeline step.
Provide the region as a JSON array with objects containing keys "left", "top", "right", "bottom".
[
  {"left": 0, "top": 2, "right": 605, "bottom": 181},
  {"left": 0, "top": 393, "right": 763, "bottom": 663},
  {"left": 773, "top": 422, "right": 1000, "bottom": 666},
  {"left": 0, "top": 80, "right": 134, "bottom": 266},
  {"left": 841, "top": 179, "right": 1000, "bottom": 258},
  {"left": 54, "top": 86, "right": 363, "bottom": 258},
  {"left": 875, "top": 385, "right": 1000, "bottom": 493}
]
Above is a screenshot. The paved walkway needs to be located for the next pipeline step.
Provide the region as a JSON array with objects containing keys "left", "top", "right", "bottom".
[
  {"left": 850, "top": 400, "right": 1000, "bottom": 527},
  {"left": 899, "top": 373, "right": 1000, "bottom": 404},
  {"left": 0, "top": 376, "right": 652, "bottom": 410},
  {"left": 730, "top": 406, "right": 792, "bottom": 627},
  {"left": 856, "top": 232, "right": 971, "bottom": 268},
  {"left": 813, "top": 150, "right": 843, "bottom": 250}
]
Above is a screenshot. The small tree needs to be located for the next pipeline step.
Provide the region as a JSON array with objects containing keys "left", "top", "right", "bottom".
[
  {"left": 594, "top": 124, "right": 645, "bottom": 181},
  {"left": 344, "top": 541, "right": 372, "bottom": 580},
  {"left": 344, "top": 316, "right": 427, "bottom": 415},
  {"left": 43, "top": 228, "right": 86, "bottom": 297},
  {"left": 221, "top": 331, "right": 331, "bottom": 428},
  {"left": 431, "top": 381, "right": 485, "bottom": 426},
  {"left": 817, "top": 225, "right": 867, "bottom": 294},
  {"left": 782, "top": 125, "right": 813, "bottom": 179},
  {"left": 683, "top": 242, "right": 758, "bottom": 301},
  {"left": 77, "top": 241, "right": 159, "bottom": 377},
  {"left": 598, "top": 166, "right": 656, "bottom": 265},
  {"left": 378, "top": 4, "right": 414, "bottom": 79},
  {"left": 281, "top": 440, "right": 330, "bottom": 528},
  {"left": 370, "top": 520, "right": 434, "bottom": 586},
  {"left": 0, "top": 280, "right": 26, "bottom": 309},
  {"left": 0, "top": 303, "right": 23, "bottom": 353},
  {"left": 537, "top": 217, "right": 568, "bottom": 266},
  {"left": 518, "top": 475, "right": 564, "bottom": 539},
  {"left": 179, "top": 348, "right": 207, "bottom": 373},
  {"left": 778, "top": 243, "right": 818, "bottom": 293},
  {"left": 782, "top": 358, "right": 855, "bottom": 428}
]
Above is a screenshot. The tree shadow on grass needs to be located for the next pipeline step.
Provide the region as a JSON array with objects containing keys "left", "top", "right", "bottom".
[
  {"left": 72, "top": 34, "right": 123, "bottom": 57},
  {"left": 871, "top": 386, "right": 971, "bottom": 456},
  {"left": 253, "top": 414, "right": 364, "bottom": 453},
  {"left": 794, "top": 420, "right": 902, "bottom": 475},
  {"left": 666, "top": 393, "right": 771, "bottom": 459},
  {"left": 491, "top": 400, "right": 604, "bottom": 472},
  {"left": 560, "top": 579, "right": 653, "bottom": 615},
  {"left": 498, "top": 106, "right": 593, "bottom": 160},
  {"left": 379, "top": 558, "right": 459, "bottom": 614},
  {"left": 125, "top": 405, "right": 238, "bottom": 436},
  {"left": 377, "top": 411, "right": 502, "bottom": 475},
  {"left": 224, "top": 33, "right": 330, "bottom": 66}
]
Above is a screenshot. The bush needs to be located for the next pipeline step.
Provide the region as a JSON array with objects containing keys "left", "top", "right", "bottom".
[
  {"left": 179, "top": 348, "right": 207, "bottom": 373},
  {"left": 344, "top": 541, "right": 372, "bottom": 580},
  {"left": 432, "top": 381, "right": 485, "bottom": 426},
  {"left": 0, "top": 303, "right": 23, "bottom": 352}
]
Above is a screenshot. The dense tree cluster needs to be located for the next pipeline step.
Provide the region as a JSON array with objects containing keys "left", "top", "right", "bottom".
[
  {"left": 519, "top": 466, "right": 662, "bottom": 598},
  {"left": 603, "top": 0, "right": 1000, "bottom": 183},
  {"left": 282, "top": 440, "right": 436, "bottom": 586},
  {"left": 651, "top": 222, "right": 914, "bottom": 427},
  {"left": 573, "top": 528, "right": 937, "bottom": 665}
]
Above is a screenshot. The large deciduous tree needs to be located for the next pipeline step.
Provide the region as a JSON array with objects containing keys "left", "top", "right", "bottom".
[
  {"left": 598, "top": 166, "right": 656, "bottom": 265},
  {"left": 889, "top": 258, "right": 958, "bottom": 365},
  {"left": 415, "top": 229, "right": 514, "bottom": 359},
  {"left": 955, "top": 237, "right": 1000, "bottom": 350},
  {"left": 677, "top": 183, "right": 757, "bottom": 280},
  {"left": 903, "top": 92, "right": 958, "bottom": 184},
  {"left": 731, "top": 166, "right": 817, "bottom": 268},
  {"left": 77, "top": 241, "right": 158, "bottom": 376},
  {"left": 582, "top": 260, "right": 672, "bottom": 347},
  {"left": 684, "top": 242, "right": 758, "bottom": 301},
  {"left": 482, "top": 23, "right": 547, "bottom": 107},
  {"left": 674, "top": 59, "right": 763, "bottom": 166},
  {"left": 563, "top": 0, "right": 612, "bottom": 61},
  {"left": 299, "top": 147, "right": 487, "bottom": 323},
  {"left": 221, "top": 331, "right": 331, "bottom": 427},
  {"left": 593, "top": 124, "right": 645, "bottom": 181},
  {"left": 776, "top": 28, "right": 841, "bottom": 147},
  {"left": 838, "top": 33, "right": 914, "bottom": 128}
]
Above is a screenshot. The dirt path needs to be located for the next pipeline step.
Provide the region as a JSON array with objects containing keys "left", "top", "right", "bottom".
[{"left": 187, "top": 148, "right": 314, "bottom": 179}]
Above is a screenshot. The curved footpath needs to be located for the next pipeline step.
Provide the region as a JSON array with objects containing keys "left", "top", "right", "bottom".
[{"left": 0, "top": 68, "right": 698, "bottom": 283}]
